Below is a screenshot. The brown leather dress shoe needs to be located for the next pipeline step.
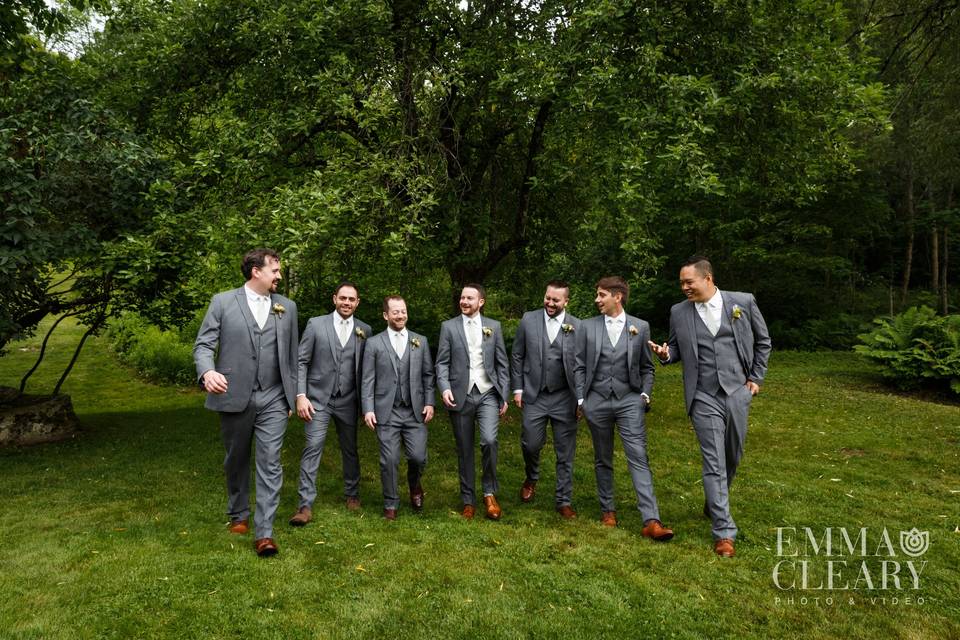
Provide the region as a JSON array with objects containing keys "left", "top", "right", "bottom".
[
  {"left": 601, "top": 511, "right": 617, "bottom": 527},
  {"left": 461, "top": 504, "right": 476, "bottom": 519},
  {"left": 641, "top": 519, "right": 675, "bottom": 542},
  {"left": 383, "top": 508, "right": 397, "bottom": 521},
  {"left": 254, "top": 538, "right": 278, "bottom": 557},
  {"left": 714, "top": 538, "right": 736, "bottom": 557},
  {"left": 520, "top": 480, "right": 537, "bottom": 503},
  {"left": 289, "top": 506, "right": 312, "bottom": 527},
  {"left": 483, "top": 495, "right": 502, "bottom": 520},
  {"left": 228, "top": 519, "right": 249, "bottom": 535},
  {"left": 345, "top": 496, "right": 361, "bottom": 511},
  {"left": 410, "top": 485, "right": 424, "bottom": 512},
  {"left": 556, "top": 505, "right": 577, "bottom": 520}
]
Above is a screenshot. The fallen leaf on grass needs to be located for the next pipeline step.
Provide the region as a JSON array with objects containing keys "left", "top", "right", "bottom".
[
  {"left": 314, "top": 541, "right": 325, "bottom": 545},
  {"left": 356, "top": 565, "right": 367, "bottom": 573},
  {"left": 364, "top": 543, "right": 375, "bottom": 548}
]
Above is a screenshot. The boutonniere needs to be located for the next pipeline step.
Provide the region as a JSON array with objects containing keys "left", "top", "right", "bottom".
[
  {"left": 561, "top": 324, "right": 574, "bottom": 333},
  {"left": 355, "top": 327, "right": 366, "bottom": 339},
  {"left": 482, "top": 327, "right": 493, "bottom": 338},
  {"left": 732, "top": 305, "right": 742, "bottom": 321},
  {"left": 628, "top": 325, "right": 639, "bottom": 336},
  {"left": 272, "top": 303, "right": 286, "bottom": 318},
  {"left": 410, "top": 338, "right": 421, "bottom": 349}
]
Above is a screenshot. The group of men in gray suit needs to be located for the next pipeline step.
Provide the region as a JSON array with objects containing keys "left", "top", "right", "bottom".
[{"left": 194, "top": 249, "right": 770, "bottom": 559}]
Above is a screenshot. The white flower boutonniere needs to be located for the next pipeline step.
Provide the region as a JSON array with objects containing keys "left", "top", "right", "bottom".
[
  {"left": 732, "top": 305, "right": 743, "bottom": 321},
  {"left": 410, "top": 338, "right": 421, "bottom": 349},
  {"left": 482, "top": 327, "right": 493, "bottom": 338},
  {"left": 272, "top": 303, "right": 286, "bottom": 318},
  {"left": 355, "top": 327, "right": 366, "bottom": 339},
  {"left": 628, "top": 325, "right": 639, "bottom": 336},
  {"left": 561, "top": 324, "right": 574, "bottom": 333}
]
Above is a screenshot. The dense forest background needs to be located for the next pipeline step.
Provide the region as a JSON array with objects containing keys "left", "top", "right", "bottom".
[{"left": 3, "top": 0, "right": 959, "bottom": 352}]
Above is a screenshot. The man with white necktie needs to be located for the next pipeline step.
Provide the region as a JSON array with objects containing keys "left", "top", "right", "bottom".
[
  {"left": 649, "top": 256, "right": 770, "bottom": 558},
  {"left": 193, "top": 249, "right": 299, "bottom": 557},
  {"left": 510, "top": 281, "right": 582, "bottom": 518},
  {"left": 436, "top": 284, "right": 510, "bottom": 520},
  {"left": 289, "top": 282, "right": 373, "bottom": 526},
  {"left": 361, "top": 296, "right": 435, "bottom": 520},
  {"left": 574, "top": 276, "right": 673, "bottom": 541}
]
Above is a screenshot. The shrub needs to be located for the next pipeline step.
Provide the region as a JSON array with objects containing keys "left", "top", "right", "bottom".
[
  {"left": 107, "top": 312, "right": 195, "bottom": 385},
  {"left": 855, "top": 306, "right": 960, "bottom": 395}
]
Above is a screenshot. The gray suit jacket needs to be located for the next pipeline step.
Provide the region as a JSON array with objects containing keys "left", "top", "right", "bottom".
[
  {"left": 193, "top": 287, "right": 299, "bottom": 413},
  {"left": 436, "top": 315, "right": 510, "bottom": 408},
  {"left": 297, "top": 312, "right": 372, "bottom": 406},
  {"left": 510, "top": 310, "right": 580, "bottom": 403},
  {"left": 574, "top": 314, "right": 655, "bottom": 401},
  {"left": 665, "top": 290, "right": 772, "bottom": 415},
  {"left": 360, "top": 330, "right": 435, "bottom": 424}
]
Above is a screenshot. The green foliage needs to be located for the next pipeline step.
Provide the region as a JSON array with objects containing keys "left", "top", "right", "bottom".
[
  {"left": 855, "top": 306, "right": 960, "bottom": 394},
  {"left": 106, "top": 311, "right": 195, "bottom": 385}
]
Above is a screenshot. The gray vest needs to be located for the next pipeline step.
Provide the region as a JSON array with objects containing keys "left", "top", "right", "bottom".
[
  {"left": 694, "top": 309, "right": 743, "bottom": 396},
  {"left": 334, "top": 335, "right": 357, "bottom": 396},
  {"left": 253, "top": 316, "right": 282, "bottom": 391},
  {"left": 591, "top": 330, "right": 631, "bottom": 399},
  {"left": 393, "top": 346, "right": 411, "bottom": 407},
  {"left": 542, "top": 330, "right": 566, "bottom": 393}
]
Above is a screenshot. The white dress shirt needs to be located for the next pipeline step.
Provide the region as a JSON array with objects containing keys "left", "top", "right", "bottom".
[
  {"left": 697, "top": 288, "right": 723, "bottom": 336},
  {"left": 336, "top": 314, "right": 355, "bottom": 347},
  {"left": 605, "top": 311, "right": 626, "bottom": 346},
  {"left": 390, "top": 328, "right": 407, "bottom": 359},
  {"left": 462, "top": 314, "right": 493, "bottom": 394}
]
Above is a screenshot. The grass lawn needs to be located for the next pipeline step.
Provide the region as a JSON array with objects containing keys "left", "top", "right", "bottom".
[{"left": 1, "top": 318, "right": 958, "bottom": 639}]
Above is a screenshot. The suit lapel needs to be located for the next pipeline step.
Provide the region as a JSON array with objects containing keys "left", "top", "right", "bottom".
[
  {"left": 625, "top": 315, "right": 634, "bottom": 371},
  {"left": 722, "top": 291, "right": 749, "bottom": 368},
  {"left": 234, "top": 289, "right": 257, "bottom": 351},
  {"left": 685, "top": 302, "right": 698, "bottom": 358},
  {"left": 354, "top": 322, "right": 363, "bottom": 372},
  {"left": 269, "top": 294, "right": 283, "bottom": 354},
  {"left": 455, "top": 316, "right": 469, "bottom": 354},
  {"left": 409, "top": 333, "right": 420, "bottom": 386},
  {"left": 592, "top": 318, "right": 603, "bottom": 369},
  {"left": 324, "top": 313, "right": 340, "bottom": 361},
  {"left": 480, "top": 316, "right": 493, "bottom": 364},
  {"left": 535, "top": 314, "right": 545, "bottom": 373}
]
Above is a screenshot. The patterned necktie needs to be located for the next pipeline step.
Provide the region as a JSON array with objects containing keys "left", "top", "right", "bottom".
[
  {"left": 547, "top": 317, "right": 560, "bottom": 343},
  {"left": 606, "top": 318, "right": 621, "bottom": 346}
]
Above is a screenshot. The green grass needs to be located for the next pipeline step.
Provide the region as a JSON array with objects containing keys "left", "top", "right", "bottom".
[{"left": 1, "top": 319, "right": 958, "bottom": 639}]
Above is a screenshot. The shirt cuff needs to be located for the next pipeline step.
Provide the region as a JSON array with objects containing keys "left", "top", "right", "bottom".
[
  {"left": 640, "top": 393, "right": 650, "bottom": 403},
  {"left": 513, "top": 389, "right": 522, "bottom": 395},
  {"left": 296, "top": 393, "right": 306, "bottom": 398}
]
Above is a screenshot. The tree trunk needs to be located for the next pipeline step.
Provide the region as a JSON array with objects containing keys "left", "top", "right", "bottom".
[
  {"left": 941, "top": 183, "right": 953, "bottom": 314},
  {"left": 900, "top": 163, "right": 915, "bottom": 305},
  {"left": 931, "top": 223, "right": 939, "bottom": 293}
]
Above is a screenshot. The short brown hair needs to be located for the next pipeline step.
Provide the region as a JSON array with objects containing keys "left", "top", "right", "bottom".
[
  {"left": 382, "top": 295, "right": 406, "bottom": 312},
  {"left": 334, "top": 280, "right": 359, "bottom": 296},
  {"left": 545, "top": 280, "right": 570, "bottom": 296},
  {"left": 462, "top": 283, "right": 486, "bottom": 300},
  {"left": 595, "top": 276, "right": 629, "bottom": 304},
  {"left": 241, "top": 248, "right": 279, "bottom": 280}
]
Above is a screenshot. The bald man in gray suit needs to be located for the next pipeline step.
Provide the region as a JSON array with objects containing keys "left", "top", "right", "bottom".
[
  {"left": 193, "top": 248, "right": 299, "bottom": 557},
  {"left": 650, "top": 256, "right": 771, "bottom": 558}
]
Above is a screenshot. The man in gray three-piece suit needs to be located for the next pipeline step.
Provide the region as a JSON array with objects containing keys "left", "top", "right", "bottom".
[
  {"left": 575, "top": 276, "right": 674, "bottom": 541},
  {"left": 650, "top": 256, "right": 771, "bottom": 558},
  {"left": 289, "top": 282, "right": 372, "bottom": 527},
  {"left": 193, "top": 248, "right": 299, "bottom": 557},
  {"left": 361, "top": 296, "right": 436, "bottom": 520},
  {"left": 436, "top": 284, "right": 510, "bottom": 520},
  {"left": 510, "top": 281, "right": 581, "bottom": 519}
]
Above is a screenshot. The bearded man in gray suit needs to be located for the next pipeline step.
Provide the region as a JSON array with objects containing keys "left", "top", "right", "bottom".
[
  {"left": 361, "top": 296, "right": 435, "bottom": 520},
  {"left": 649, "top": 256, "right": 771, "bottom": 558},
  {"left": 436, "top": 284, "right": 510, "bottom": 520},
  {"left": 193, "top": 248, "right": 299, "bottom": 557},
  {"left": 575, "top": 276, "right": 673, "bottom": 541},
  {"left": 510, "top": 280, "right": 581, "bottom": 519},
  {"left": 289, "top": 282, "right": 372, "bottom": 526}
]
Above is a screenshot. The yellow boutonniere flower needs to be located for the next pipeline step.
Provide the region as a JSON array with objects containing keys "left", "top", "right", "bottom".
[
  {"left": 732, "top": 305, "right": 742, "bottom": 321},
  {"left": 410, "top": 338, "right": 421, "bottom": 349},
  {"left": 482, "top": 327, "right": 493, "bottom": 338},
  {"left": 272, "top": 303, "right": 285, "bottom": 318},
  {"left": 355, "top": 327, "right": 366, "bottom": 339},
  {"left": 628, "top": 325, "right": 639, "bottom": 336}
]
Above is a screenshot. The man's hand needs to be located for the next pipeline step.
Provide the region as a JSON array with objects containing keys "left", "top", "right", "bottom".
[
  {"left": 648, "top": 341, "right": 669, "bottom": 361},
  {"left": 202, "top": 370, "right": 228, "bottom": 394},
  {"left": 297, "top": 395, "right": 316, "bottom": 421},
  {"left": 364, "top": 411, "right": 377, "bottom": 430},
  {"left": 499, "top": 402, "right": 508, "bottom": 417},
  {"left": 423, "top": 406, "right": 435, "bottom": 423},
  {"left": 746, "top": 381, "right": 760, "bottom": 396},
  {"left": 513, "top": 392, "right": 523, "bottom": 408},
  {"left": 442, "top": 390, "right": 457, "bottom": 408}
]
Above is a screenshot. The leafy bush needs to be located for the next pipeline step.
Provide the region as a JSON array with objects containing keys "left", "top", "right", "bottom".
[
  {"left": 107, "top": 312, "right": 195, "bottom": 386},
  {"left": 855, "top": 306, "right": 960, "bottom": 395}
]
